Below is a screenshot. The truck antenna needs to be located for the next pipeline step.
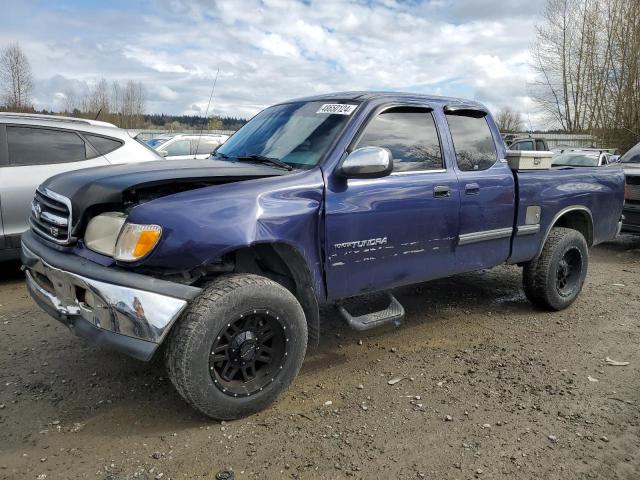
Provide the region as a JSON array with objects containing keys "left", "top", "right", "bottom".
[{"left": 195, "top": 68, "right": 220, "bottom": 159}]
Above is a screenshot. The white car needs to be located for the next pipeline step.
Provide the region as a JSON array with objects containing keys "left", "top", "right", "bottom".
[
  {"left": 0, "top": 113, "right": 162, "bottom": 260},
  {"left": 155, "top": 134, "right": 230, "bottom": 160},
  {"left": 551, "top": 148, "right": 613, "bottom": 167}
]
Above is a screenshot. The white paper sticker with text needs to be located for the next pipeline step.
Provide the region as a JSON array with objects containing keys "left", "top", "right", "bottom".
[{"left": 316, "top": 104, "right": 358, "bottom": 115}]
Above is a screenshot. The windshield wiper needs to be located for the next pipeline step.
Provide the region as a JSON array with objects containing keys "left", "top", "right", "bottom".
[{"left": 236, "top": 154, "right": 293, "bottom": 171}]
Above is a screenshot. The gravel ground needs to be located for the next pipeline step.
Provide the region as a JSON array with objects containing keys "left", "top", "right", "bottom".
[{"left": 0, "top": 236, "right": 639, "bottom": 480}]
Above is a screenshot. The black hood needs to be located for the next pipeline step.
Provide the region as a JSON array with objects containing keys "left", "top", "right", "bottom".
[{"left": 41, "top": 159, "right": 286, "bottom": 229}]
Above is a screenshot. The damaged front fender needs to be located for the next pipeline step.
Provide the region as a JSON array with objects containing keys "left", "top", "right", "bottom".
[{"left": 124, "top": 168, "right": 327, "bottom": 302}]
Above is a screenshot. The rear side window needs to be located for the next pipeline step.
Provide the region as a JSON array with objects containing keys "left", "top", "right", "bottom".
[
  {"left": 164, "top": 139, "right": 191, "bottom": 156},
  {"left": 535, "top": 139, "right": 546, "bottom": 150},
  {"left": 85, "top": 134, "right": 122, "bottom": 156},
  {"left": 7, "top": 126, "right": 87, "bottom": 166},
  {"left": 194, "top": 138, "right": 221, "bottom": 155},
  {"left": 446, "top": 114, "right": 497, "bottom": 171},
  {"left": 513, "top": 140, "right": 534, "bottom": 150},
  {"left": 356, "top": 108, "right": 443, "bottom": 172}
]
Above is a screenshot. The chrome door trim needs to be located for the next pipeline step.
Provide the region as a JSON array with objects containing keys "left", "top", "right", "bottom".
[
  {"left": 390, "top": 168, "right": 447, "bottom": 176},
  {"left": 458, "top": 227, "right": 513, "bottom": 246},
  {"left": 516, "top": 224, "right": 541, "bottom": 236}
]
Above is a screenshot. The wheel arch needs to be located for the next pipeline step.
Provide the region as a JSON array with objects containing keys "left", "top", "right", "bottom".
[
  {"left": 216, "top": 242, "right": 321, "bottom": 347},
  {"left": 536, "top": 206, "right": 593, "bottom": 258}
]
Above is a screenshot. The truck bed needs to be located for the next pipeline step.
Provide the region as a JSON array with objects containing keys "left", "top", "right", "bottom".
[{"left": 509, "top": 166, "right": 625, "bottom": 264}]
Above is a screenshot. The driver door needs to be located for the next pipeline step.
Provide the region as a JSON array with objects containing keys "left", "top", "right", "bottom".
[{"left": 324, "top": 106, "right": 460, "bottom": 300}]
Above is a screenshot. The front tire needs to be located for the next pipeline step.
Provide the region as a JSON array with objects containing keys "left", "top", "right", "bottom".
[
  {"left": 523, "top": 227, "right": 589, "bottom": 311},
  {"left": 165, "top": 274, "right": 308, "bottom": 420}
]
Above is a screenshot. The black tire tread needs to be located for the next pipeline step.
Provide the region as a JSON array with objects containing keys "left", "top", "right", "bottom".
[
  {"left": 523, "top": 227, "right": 588, "bottom": 311},
  {"left": 165, "top": 273, "right": 307, "bottom": 419}
]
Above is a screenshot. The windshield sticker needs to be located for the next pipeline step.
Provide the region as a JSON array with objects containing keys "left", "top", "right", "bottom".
[{"left": 316, "top": 104, "right": 358, "bottom": 115}]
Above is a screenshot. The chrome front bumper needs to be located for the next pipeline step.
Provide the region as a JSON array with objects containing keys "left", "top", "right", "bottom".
[{"left": 23, "top": 244, "right": 189, "bottom": 360}]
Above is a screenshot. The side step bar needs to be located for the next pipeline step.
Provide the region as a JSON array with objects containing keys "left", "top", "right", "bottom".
[{"left": 337, "top": 292, "right": 405, "bottom": 331}]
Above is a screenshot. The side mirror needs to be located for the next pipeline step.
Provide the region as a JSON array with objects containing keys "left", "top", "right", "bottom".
[
  {"left": 339, "top": 146, "right": 393, "bottom": 179},
  {"left": 609, "top": 155, "right": 621, "bottom": 163},
  {"left": 158, "top": 150, "right": 169, "bottom": 157}
]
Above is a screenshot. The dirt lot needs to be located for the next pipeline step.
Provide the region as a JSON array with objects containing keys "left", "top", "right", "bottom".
[{"left": 0, "top": 237, "right": 639, "bottom": 480}]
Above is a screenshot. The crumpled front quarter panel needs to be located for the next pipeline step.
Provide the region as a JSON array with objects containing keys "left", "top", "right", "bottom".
[{"left": 126, "top": 169, "right": 326, "bottom": 299}]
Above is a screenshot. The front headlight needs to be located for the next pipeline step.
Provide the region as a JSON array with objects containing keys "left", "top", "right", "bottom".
[
  {"left": 84, "top": 212, "right": 127, "bottom": 256},
  {"left": 114, "top": 223, "right": 162, "bottom": 262}
]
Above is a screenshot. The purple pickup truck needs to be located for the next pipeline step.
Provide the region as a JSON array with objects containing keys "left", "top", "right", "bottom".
[{"left": 21, "top": 92, "right": 625, "bottom": 419}]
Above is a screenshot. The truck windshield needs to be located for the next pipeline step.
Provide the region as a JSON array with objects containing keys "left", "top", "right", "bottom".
[{"left": 215, "top": 101, "right": 359, "bottom": 170}]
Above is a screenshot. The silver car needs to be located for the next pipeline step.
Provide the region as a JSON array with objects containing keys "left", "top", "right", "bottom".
[
  {"left": 0, "top": 113, "right": 162, "bottom": 260},
  {"left": 155, "top": 133, "right": 229, "bottom": 160}
]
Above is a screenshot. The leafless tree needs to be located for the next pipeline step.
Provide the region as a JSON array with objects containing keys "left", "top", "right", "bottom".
[
  {"left": 111, "top": 81, "right": 121, "bottom": 116},
  {"left": 61, "top": 78, "right": 147, "bottom": 128},
  {"left": 0, "top": 43, "right": 33, "bottom": 111},
  {"left": 495, "top": 107, "right": 524, "bottom": 132},
  {"left": 89, "top": 78, "right": 110, "bottom": 116},
  {"left": 531, "top": 0, "right": 640, "bottom": 151},
  {"left": 62, "top": 87, "right": 77, "bottom": 113}
]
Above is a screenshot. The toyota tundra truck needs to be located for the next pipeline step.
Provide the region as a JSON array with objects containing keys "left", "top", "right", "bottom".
[{"left": 21, "top": 92, "right": 625, "bottom": 419}]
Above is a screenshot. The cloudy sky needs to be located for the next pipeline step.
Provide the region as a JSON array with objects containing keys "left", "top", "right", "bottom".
[{"left": 1, "top": 0, "right": 543, "bottom": 124}]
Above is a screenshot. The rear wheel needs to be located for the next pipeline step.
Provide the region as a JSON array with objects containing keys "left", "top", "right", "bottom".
[
  {"left": 165, "top": 274, "right": 307, "bottom": 420},
  {"left": 523, "top": 227, "right": 589, "bottom": 311}
]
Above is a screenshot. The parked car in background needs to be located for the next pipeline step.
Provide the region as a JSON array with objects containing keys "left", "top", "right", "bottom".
[
  {"left": 21, "top": 92, "right": 624, "bottom": 419},
  {"left": 0, "top": 113, "right": 162, "bottom": 260},
  {"left": 620, "top": 142, "right": 640, "bottom": 234},
  {"left": 145, "top": 133, "right": 176, "bottom": 148},
  {"left": 155, "top": 133, "right": 229, "bottom": 160},
  {"left": 502, "top": 133, "right": 518, "bottom": 145},
  {"left": 552, "top": 149, "right": 613, "bottom": 167},
  {"left": 509, "top": 136, "right": 549, "bottom": 151}
]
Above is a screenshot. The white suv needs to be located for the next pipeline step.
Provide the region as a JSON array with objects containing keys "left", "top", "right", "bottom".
[
  {"left": 155, "top": 134, "right": 229, "bottom": 160},
  {"left": 0, "top": 113, "right": 162, "bottom": 260}
]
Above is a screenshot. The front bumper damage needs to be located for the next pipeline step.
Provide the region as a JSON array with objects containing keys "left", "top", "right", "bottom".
[{"left": 21, "top": 231, "right": 201, "bottom": 361}]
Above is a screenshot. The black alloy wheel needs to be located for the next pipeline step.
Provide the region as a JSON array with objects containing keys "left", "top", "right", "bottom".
[
  {"left": 165, "top": 273, "right": 308, "bottom": 420},
  {"left": 555, "top": 247, "right": 583, "bottom": 297},
  {"left": 209, "top": 309, "right": 287, "bottom": 397}
]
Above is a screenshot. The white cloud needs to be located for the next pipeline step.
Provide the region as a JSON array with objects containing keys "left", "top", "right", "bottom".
[{"left": 0, "top": 0, "right": 546, "bottom": 125}]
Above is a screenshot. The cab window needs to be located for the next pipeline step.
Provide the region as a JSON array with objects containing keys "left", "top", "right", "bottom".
[
  {"left": 356, "top": 107, "right": 443, "bottom": 172},
  {"left": 446, "top": 114, "right": 497, "bottom": 171}
]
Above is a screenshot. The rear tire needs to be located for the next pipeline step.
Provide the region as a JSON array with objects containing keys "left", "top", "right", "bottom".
[
  {"left": 523, "top": 227, "right": 589, "bottom": 311},
  {"left": 165, "top": 274, "right": 307, "bottom": 420}
]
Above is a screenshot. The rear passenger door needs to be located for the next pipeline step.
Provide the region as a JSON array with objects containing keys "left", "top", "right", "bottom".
[
  {"left": 0, "top": 125, "right": 108, "bottom": 242},
  {"left": 324, "top": 106, "right": 460, "bottom": 300},
  {"left": 444, "top": 111, "right": 516, "bottom": 272}
]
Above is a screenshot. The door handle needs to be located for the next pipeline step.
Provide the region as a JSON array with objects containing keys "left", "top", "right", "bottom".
[
  {"left": 433, "top": 186, "right": 451, "bottom": 198},
  {"left": 465, "top": 183, "right": 480, "bottom": 195}
]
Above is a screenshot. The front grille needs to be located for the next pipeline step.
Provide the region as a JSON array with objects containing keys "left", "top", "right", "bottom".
[{"left": 30, "top": 188, "right": 73, "bottom": 244}]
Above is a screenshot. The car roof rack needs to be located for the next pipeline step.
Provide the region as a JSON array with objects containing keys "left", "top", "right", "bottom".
[{"left": 0, "top": 112, "right": 117, "bottom": 128}]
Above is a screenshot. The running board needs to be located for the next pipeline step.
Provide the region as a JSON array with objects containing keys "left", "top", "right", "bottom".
[{"left": 337, "top": 292, "right": 405, "bottom": 331}]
